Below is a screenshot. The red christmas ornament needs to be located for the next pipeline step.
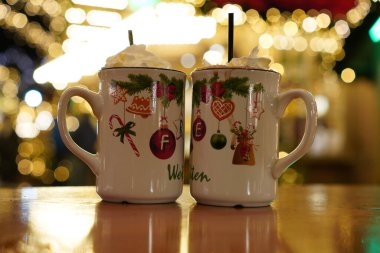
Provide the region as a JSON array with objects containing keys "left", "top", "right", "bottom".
[
  {"left": 211, "top": 82, "right": 225, "bottom": 97},
  {"left": 192, "top": 115, "right": 206, "bottom": 142},
  {"left": 167, "top": 84, "right": 176, "bottom": 101},
  {"left": 156, "top": 81, "right": 164, "bottom": 98},
  {"left": 150, "top": 123, "right": 176, "bottom": 160}
]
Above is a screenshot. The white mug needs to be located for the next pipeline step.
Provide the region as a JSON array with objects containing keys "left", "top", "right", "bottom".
[
  {"left": 190, "top": 67, "right": 317, "bottom": 207},
  {"left": 58, "top": 67, "right": 186, "bottom": 203}
]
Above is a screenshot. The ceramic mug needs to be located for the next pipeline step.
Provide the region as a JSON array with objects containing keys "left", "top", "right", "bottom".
[
  {"left": 190, "top": 67, "right": 317, "bottom": 207},
  {"left": 58, "top": 67, "right": 186, "bottom": 203}
]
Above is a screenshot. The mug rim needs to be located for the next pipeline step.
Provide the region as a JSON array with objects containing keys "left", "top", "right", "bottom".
[
  {"left": 191, "top": 66, "right": 279, "bottom": 75},
  {"left": 100, "top": 66, "right": 186, "bottom": 74}
]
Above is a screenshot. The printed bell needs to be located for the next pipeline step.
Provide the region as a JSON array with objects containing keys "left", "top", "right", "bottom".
[{"left": 126, "top": 96, "right": 151, "bottom": 118}]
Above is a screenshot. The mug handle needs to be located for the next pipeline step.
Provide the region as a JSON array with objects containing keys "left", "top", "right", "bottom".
[
  {"left": 57, "top": 87, "right": 103, "bottom": 176},
  {"left": 272, "top": 89, "right": 318, "bottom": 179}
]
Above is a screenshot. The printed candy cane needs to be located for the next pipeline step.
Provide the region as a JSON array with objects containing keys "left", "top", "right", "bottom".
[{"left": 109, "top": 114, "right": 140, "bottom": 157}]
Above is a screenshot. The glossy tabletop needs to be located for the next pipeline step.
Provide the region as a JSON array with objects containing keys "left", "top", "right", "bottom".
[{"left": 1, "top": 185, "right": 380, "bottom": 253}]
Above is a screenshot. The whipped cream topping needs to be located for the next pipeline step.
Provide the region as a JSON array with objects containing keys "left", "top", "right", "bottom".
[
  {"left": 202, "top": 47, "right": 271, "bottom": 70},
  {"left": 105, "top": 45, "right": 171, "bottom": 69},
  {"left": 228, "top": 47, "right": 271, "bottom": 69}
]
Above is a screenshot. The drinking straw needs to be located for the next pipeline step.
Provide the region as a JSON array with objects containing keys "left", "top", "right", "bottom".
[
  {"left": 228, "top": 13, "right": 234, "bottom": 62},
  {"left": 128, "top": 30, "right": 134, "bottom": 46}
]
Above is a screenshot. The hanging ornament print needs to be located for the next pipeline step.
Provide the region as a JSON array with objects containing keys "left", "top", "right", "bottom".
[
  {"left": 230, "top": 121, "right": 256, "bottom": 165},
  {"left": 210, "top": 97, "right": 235, "bottom": 150},
  {"left": 230, "top": 83, "right": 265, "bottom": 165},
  {"left": 211, "top": 98, "right": 235, "bottom": 121},
  {"left": 126, "top": 96, "right": 151, "bottom": 118},
  {"left": 191, "top": 72, "right": 250, "bottom": 151},
  {"left": 110, "top": 73, "right": 184, "bottom": 159},
  {"left": 110, "top": 85, "right": 128, "bottom": 105},
  {"left": 192, "top": 108, "right": 206, "bottom": 142},
  {"left": 149, "top": 73, "right": 184, "bottom": 160},
  {"left": 150, "top": 117, "right": 176, "bottom": 159}
]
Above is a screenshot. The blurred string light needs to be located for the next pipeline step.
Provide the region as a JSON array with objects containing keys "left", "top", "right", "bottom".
[
  {"left": 180, "top": 53, "right": 196, "bottom": 68},
  {"left": 315, "top": 95, "right": 330, "bottom": 117},
  {"left": 212, "top": 4, "right": 246, "bottom": 26},
  {"left": 71, "top": 0, "right": 128, "bottom": 10},
  {"left": 24, "top": 90, "right": 43, "bottom": 107},
  {"left": 129, "top": 0, "right": 159, "bottom": 11},
  {"left": 203, "top": 50, "right": 223, "bottom": 65},
  {"left": 341, "top": 68, "right": 356, "bottom": 83},
  {"left": 86, "top": 10, "right": 122, "bottom": 27},
  {"left": 369, "top": 17, "right": 380, "bottom": 43},
  {"left": 33, "top": 2, "right": 217, "bottom": 85}
]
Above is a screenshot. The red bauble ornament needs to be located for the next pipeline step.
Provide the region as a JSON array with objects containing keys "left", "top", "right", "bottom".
[
  {"left": 150, "top": 127, "right": 176, "bottom": 160},
  {"left": 192, "top": 116, "right": 206, "bottom": 142},
  {"left": 211, "top": 82, "right": 225, "bottom": 97}
]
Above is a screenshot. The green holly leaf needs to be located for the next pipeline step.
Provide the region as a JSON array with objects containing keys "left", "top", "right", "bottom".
[
  {"left": 159, "top": 73, "right": 171, "bottom": 85},
  {"left": 222, "top": 77, "right": 249, "bottom": 97},
  {"left": 209, "top": 73, "right": 219, "bottom": 84},
  {"left": 169, "top": 76, "right": 184, "bottom": 106},
  {"left": 112, "top": 74, "right": 153, "bottom": 95},
  {"left": 253, "top": 83, "right": 264, "bottom": 93}
]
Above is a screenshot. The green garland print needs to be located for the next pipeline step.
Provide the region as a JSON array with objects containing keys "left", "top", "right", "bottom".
[
  {"left": 192, "top": 72, "right": 250, "bottom": 107},
  {"left": 112, "top": 73, "right": 184, "bottom": 107}
]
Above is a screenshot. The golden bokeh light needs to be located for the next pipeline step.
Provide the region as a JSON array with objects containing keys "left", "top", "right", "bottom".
[
  {"left": 0, "top": 66, "right": 10, "bottom": 81},
  {"left": 18, "top": 142, "right": 34, "bottom": 158},
  {"left": 66, "top": 116, "right": 80, "bottom": 132},
  {"left": 50, "top": 16, "right": 66, "bottom": 32},
  {"left": 12, "top": 13, "right": 28, "bottom": 28},
  {"left": 302, "top": 17, "right": 317, "bottom": 33},
  {"left": 270, "top": 63, "right": 285, "bottom": 75},
  {"left": 2, "top": 79, "right": 19, "bottom": 98},
  {"left": 31, "top": 158, "right": 46, "bottom": 177},
  {"left": 291, "top": 9, "right": 306, "bottom": 24},
  {"left": 1, "top": 97, "right": 19, "bottom": 114},
  {"left": 48, "top": 42, "right": 63, "bottom": 58},
  {"left": 316, "top": 13, "right": 331, "bottom": 28},
  {"left": 41, "top": 169, "right": 55, "bottom": 184},
  {"left": 42, "top": 0, "right": 61, "bottom": 17},
  {"left": 283, "top": 21, "right": 298, "bottom": 36},
  {"left": 266, "top": 8, "right": 281, "bottom": 23},
  {"left": 65, "top": 7, "right": 86, "bottom": 24},
  {"left": 0, "top": 5, "right": 10, "bottom": 20},
  {"left": 18, "top": 159, "right": 33, "bottom": 175},
  {"left": 251, "top": 18, "right": 267, "bottom": 33},
  {"left": 293, "top": 36, "right": 308, "bottom": 52},
  {"left": 341, "top": 68, "right": 356, "bottom": 83},
  {"left": 259, "top": 33, "right": 274, "bottom": 49},
  {"left": 279, "top": 151, "right": 289, "bottom": 158},
  {"left": 25, "top": 2, "right": 41, "bottom": 16},
  {"left": 54, "top": 166, "right": 70, "bottom": 182},
  {"left": 246, "top": 9, "right": 260, "bottom": 24}
]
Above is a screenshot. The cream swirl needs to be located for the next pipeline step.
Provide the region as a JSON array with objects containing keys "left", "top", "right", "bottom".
[
  {"left": 105, "top": 45, "right": 171, "bottom": 68},
  {"left": 228, "top": 47, "right": 271, "bottom": 69}
]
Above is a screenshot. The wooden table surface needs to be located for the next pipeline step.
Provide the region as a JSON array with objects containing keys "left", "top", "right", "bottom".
[{"left": 1, "top": 185, "right": 380, "bottom": 253}]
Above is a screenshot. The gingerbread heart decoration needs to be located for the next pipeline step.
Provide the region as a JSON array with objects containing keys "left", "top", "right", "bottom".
[{"left": 211, "top": 98, "right": 235, "bottom": 121}]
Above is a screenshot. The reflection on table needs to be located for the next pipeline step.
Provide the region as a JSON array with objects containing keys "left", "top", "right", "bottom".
[{"left": 1, "top": 185, "right": 380, "bottom": 252}]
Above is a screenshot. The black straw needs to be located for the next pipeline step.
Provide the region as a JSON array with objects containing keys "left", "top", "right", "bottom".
[
  {"left": 228, "top": 13, "right": 234, "bottom": 62},
  {"left": 128, "top": 30, "right": 134, "bottom": 46}
]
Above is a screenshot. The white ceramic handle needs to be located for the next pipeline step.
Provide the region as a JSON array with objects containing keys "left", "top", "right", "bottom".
[
  {"left": 272, "top": 89, "right": 317, "bottom": 179},
  {"left": 57, "top": 87, "right": 103, "bottom": 176}
]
